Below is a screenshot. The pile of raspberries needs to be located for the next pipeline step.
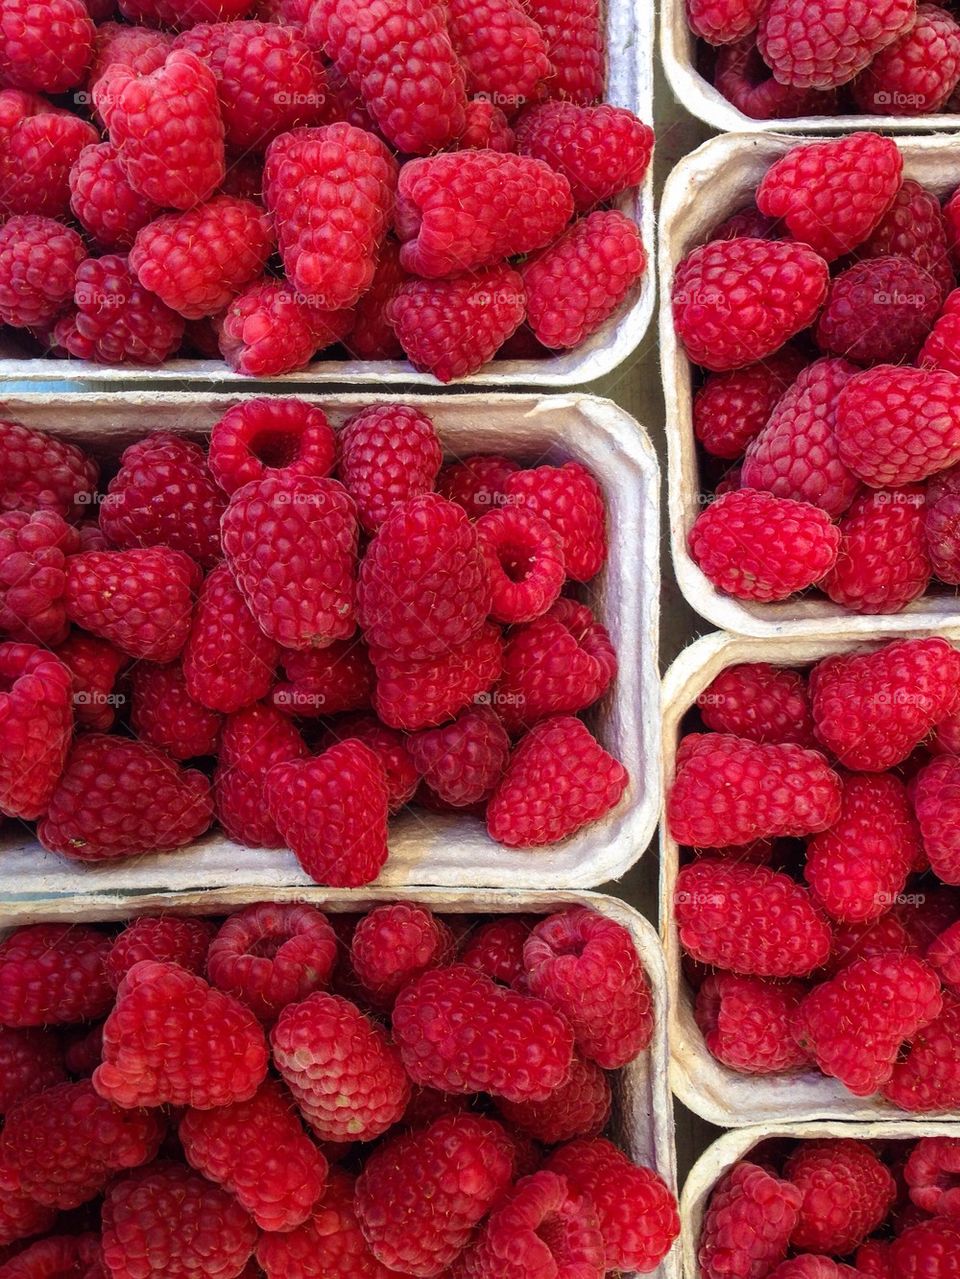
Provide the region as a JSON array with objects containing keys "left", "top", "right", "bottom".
[
  {"left": 699, "top": 1135, "right": 960, "bottom": 1278},
  {"left": 669, "top": 635, "right": 960, "bottom": 1111},
  {"left": 0, "top": 900, "right": 681, "bottom": 1279},
  {"left": 0, "top": 0, "right": 654, "bottom": 381},
  {"left": 685, "top": 0, "right": 960, "bottom": 121},
  {"left": 675, "top": 131, "right": 960, "bottom": 617},
  {"left": 0, "top": 400, "right": 629, "bottom": 881}
]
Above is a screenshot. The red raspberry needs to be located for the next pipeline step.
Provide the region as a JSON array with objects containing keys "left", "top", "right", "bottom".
[
  {"left": 349, "top": 904, "right": 451, "bottom": 1007},
  {"left": 785, "top": 1140, "right": 897, "bottom": 1254},
  {"left": 922, "top": 288, "right": 960, "bottom": 377},
  {"left": 675, "top": 860, "right": 832, "bottom": 976},
  {"left": 65, "top": 547, "right": 198, "bottom": 663},
  {"left": 516, "top": 102, "right": 652, "bottom": 212},
  {"left": 175, "top": 20, "right": 328, "bottom": 151},
  {"left": 355, "top": 1114, "right": 515, "bottom": 1276},
  {"left": 95, "top": 50, "right": 225, "bottom": 210},
  {"left": 346, "top": 239, "right": 408, "bottom": 360},
  {"left": 0, "top": 643, "right": 72, "bottom": 821},
  {"left": 822, "top": 485, "right": 932, "bottom": 614},
  {"left": 697, "top": 662, "right": 817, "bottom": 748},
  {"left": 855, "top": 4, "right": 960, "bottom": 112},
  {"left": 475, "top": 507, "right": 564, "bottom": 623},
  {"left": 495, "top": 599, "right": 616, "bottom": 734},
  {"left": 501, "top": 461, "right": 606, "bottom": 583},
  {"left": 446, "top": 0, "right": 551, "bottom": 110},
  {"left": 39, "top": 734, "right": 213, "bottom": 863},
  {"left": 266, "top": 741, "right": 388, "bottom": 886},
  {"left": 221, "top": 474, "right": 358, "bottom": 651},
  {"left": 883, "top": 989, "right": 960, "bottom": 1111},
  {"left": 218, "top": 278, "right": 354, "bottom": 377},
  {"left": 323, "top": 714, "right": 419, "bottom": 811},
  {"left": 0, "top": 923, "right": 112, "bottom": 1027},
  {"left": 693, "top": 350, "right": 807, "bottom": 461},
  {"left": 810, "top": 637, "right": 960, "bottom": 770},
  {"left": 914, "top": 755, "right": 960, "bottom": 885},
  {"left": 264, "top": 124, "right": 397, "bottom": 310},
  {"left": 460, "top": 916, "right": 531, "bottom": 985},
  {"left": 209, "top": 399, "right": 335, "bottom": 497},
  {"left": 0, "top": 216, "right": 85, "bottom": 330},
  {"left": 905, "top": 1136, "right": 960, "bottom": 1216},
  {"left": 0, "top": 0, "right": 93, "bottom": 92},
  {"left": 497, "top": 1050, "right": 610, "bottom": 1144},
  {"left": 520, "top": 208, "right": 646, "bottom": 351},
  {"left": 57, "top": 254, "right": 186, "bottom": 366},
  {"left": 757, "top": 0, "right": 917, "bottom": 87},
  {"left": 371, "top": 621, "right": 503, "bottom": 731},
  {"left": 0, "top": 510, "right": 79, "bottom": 646},
  {"left": 106, "top": 916, "right": 214, "bottom": 989},
  {"left": 183, "top": 564, "right": 279, "bottom": 713},
  {"left": 487, "top": 715, "right": 628, "bottom": 848},
  {"left": 522, "top": 906, "right": 652, "bottom": 1068},
  {"left": 437, "top": 455, "right": 520, "bottom": 519},
  {"left": 859, "top": 178, "right": 955, "bottom": 300},
  {"left": 699, "top": 1161, "right": 802, "bottom": 1279},
  {"left": 129, "top": 662, "right": 222, "bottom": 760},
  {"left": 271, "top": 990, "right": 411, "bottom": 1141},
  {"left": 0, "top": 112, "right": 97, "bottom": 221},
  {"left": 387, "top": 264, "right": 526, "bottom": 381},
  {"left": 816, "top": 257, "right": 940, "bottom": 366},
  {"left": 930, "top": 920, "right": 960, "bottom": 992},
  {"left": 90, "top": 22, "right": 172, "bottom": 89},
  {"left": 714, "top": 38, "right": 838, "bottom": 118},
  {"left": 394, "top": 963, "right": 573, "bottom": 1101},
  {"left": 272, "top": 640, "right": 373, "bottom": 718},
  {"left": 338, "top": 404, "right": 443, "bottom": 535},
  {"left": 103, "top": 1161, "right": 258, "bottom": 1279},
  {"left": 457, "top": 98, "right": 516, "bottom": 150},
  {"left": 857, "top": 1241, "right": 895, "bottom": 1279},
  {"left": 524, "top": 0, "right": 603, "bottom": 103},
  {"left": 307, "top": 0, "right": 467, "bottom": 153},
  {"left": 0, "top": 1236, "right": 100, "bottom": 1279},
  {"left": 0, "top": 1028, "right": 65, "bottom": 1114},
  {"left": 695, "top": 973, "right": 810, "bottom": 1074},
  {"left": 927, "top": 466, "right": 960, "bottom": 585},
  {"left": 0, "top": 419, "right": 97, "bottom": 522},
  {"left": 0, "top": 1156, "right": 57, "bottom": 1248},
  {"left": 892, "top": 1217, "right": 960, "bottom": 1278},
  {"left": 180, "top": 1077, "right": 327, "bottom": 1232},
  {"left": 687, "top": 0, "right": 765, "bottom": 43},
  {"left": 407, "top": 705, "right": 510, "bottom": 808},
  {"left": 214, "top": 704, "right": 306, "bottom": 847},
  {"left": 69, "top": 143, "right": 160, "bottom": 251}
]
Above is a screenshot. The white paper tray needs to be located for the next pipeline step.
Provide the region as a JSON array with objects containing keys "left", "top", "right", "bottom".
[
  {"left": 660, "top": 132, "right": 960, "bottom": 639},
  {"left": 0, "top": 885, "right": 680, "bottom": 1279},
  {"left": 0, "top": 390, "right": 660, "bottom": 895},
  {"left": 660, "top": 629, "right": 960, "bottom": 1127}
]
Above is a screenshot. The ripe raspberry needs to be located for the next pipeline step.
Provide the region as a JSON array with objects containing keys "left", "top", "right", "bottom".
[
  {"left": 306, "top": 0, "right": 467, "bottom": 153},
  {"left": 407, "top": 705, "right": 510, "bottom": 808},
  {"left": 69, "top": 143, "right": 160, "bottom": 251},
  {"left": 106, "top": 916, "right": 214, "bottom": 990},
  {"left": 855, "top": 4, "right": 960, "bottom": 112},
  {"left": 180, "top": 1077, "right": 327, "bottom": 1232},
  {"left": 0, "top": 1155, "right": 57, "bottom": 1248},
  {"left": 0, "top": 510, "right": 80, "bottom": 646},
  {"left": 785, "top": 1140, "right": 897, "bottom": 1254},
  {"left": 714, "top": 38, "right": 838, "bottom": 119},
  {"left": 209, "top": 398, "right": 337, "bottom": 498},
  {"left": 809, "top": 637, "right": 960, "bottom": 770},
  {"left": 387, "top": 264, "right": 526, "bottom": 381},
  {"left": 324, "top": 714, "right": 419, "bottom": 811},
  {"left": 883, "top": 989, "right": 960, "bottom": 1111},
  {"left": 757, "top": 0, "right": 917, "bottom": 87},
  {"left": 474, "top": 507, "right": 564, "bottom": 623},
  {"left": 214, "top": 704, "right": 307, "bottom": 847},
  {"left": 273, "top": 640, "right": 373, "bottom": 718},
  {"left": 697, "top": 662, "right": 817, "bottom": 748},
  {"left": 0, "top": 0, "right": 93, "bottom": 92},
  {"left": 496, "top": 1049, "right": 609, "bottom": 1144},
  {"left": 129, "top": 662, "right": 222, "bottom": 760},
  {"left": 0, "top": 643, "right": 72, "bottom": 821},
  {"left": 487, "top": 716, "right": 628, "bottom": 848},
  {"left": 905, "top": 1136, "right": 960, "bottom": 1217},
  {"left": 892, "top": 1217, "right": 960, "bottom": 1278},
  {"left": 57, "top": 254, "right": 186, "bottom": 366},
  {"left": 460, "top": 916, "right": 531, "bottom": 985},
  {"left": 501, "top": 461, "right": 606, "bottom": 583},
  {"left": 795, "top": 953, "right": 943, "bottom": 1094},
  {"left": 687, "top": 0, "right": 765, "bottom": 43},
  {"left": 266, "top": 741, "right": 388, "bottom": 887},
  {"left": 922, "top": 288, "right": 960, "bottom": 377},
  {"left": 524, "top": 0, "right": 603, "bottom": 103},
  {"left": 349, "top": 903, "right": 452, "bottom": 1007},
  {"left": 218, "top": 278, "right": 354, "bottom": 377},
  {"left": 437, "top": 455, "right": 520, "bottom": 519},
  {"left": 0, "top": 216, "right": 85, "bottom": 330},
  {"left": 183, "top": 564, "right": 279, "bottom": 713},
  {"left": 816, "top": 257, "right": 940, "bottom": 366},
  {"left": 0, "top": 112, "right": 98, "bottom": 221},
  {"left": 0, "top": 1028, "right": 65, "bottom": 1114},
  {"left": 0, "top": 1236, "right": 100, "bottom": 1279},
  {"left": 446, "top": 0, "right": 551, "bottom": 109},
  {"left": 675, "top": 860, "right": 832, "bottom": 976},
  {"left": 822, "top": 485, "right": 932, "bottom": 614},
  {"left": 0, "top": 420, "right": 97, "bottom": 522},
  {"left": 856, "top": 1241, "right": 895, "bottom": 1279},
  {"left": 930, "top": 920, "right": 960, "bottom": 993},
  {"left": 90, "top": 22, "right": 173, "bottom": 90},
  {"left": 457, "top": 98, "right": 516, "bottom": 150},
  {"left": 345, "top": 239, "right": 408, "bottom": 360},
  {"left": 695, "top": 973, "right": 810, "bottom": 1074},
  {"left": 0, "top": 923, "right": 112, "bottom": 1027},
  {"left": 927, "top": 466, "right": 960, "bottom": 585},
  {"left": 355, "top": 1114, "right": 515, "bottom": 1277},
  {"left": 859, "top": 178, "right": 955, "bottom": 300},
  {"left": 338, "top": 404, "right": 443, "bottom": 534},
  {"left": 103, "top": 1161, "right": 258, "bottom": 1279},
  {"left": 699, "top": 1161, "right": 802, "bottom": 1279},
  {"left": 271, "top": 990, "right": 411, "bottom": 1141},
  {"left": 693, "top": 350, "right": 807, "bottom": 461},
  {"left": 914, "top": 755, "right": 960, "bottom": 885},
  {"left": 371, "top": 621, "right": 503, "bottom": 731},
  {"left": 95, "top": 50, "right": 225, "bottom": 210}
]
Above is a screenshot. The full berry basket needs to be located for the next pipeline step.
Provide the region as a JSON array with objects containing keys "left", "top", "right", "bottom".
[
  {"left": 0, "top": 389, "right": 660, "bottom": 895},
  {"left": 680, "top": 1121, "right": 960, "bottom": 1279},
  {"left": 659, "top": 131, "right": 960, "bottom": 639},
  {"left": 660, "top": 629, "right": 960, "bottom": 1127},
  {"left": 0, "top": 885, "right": 680, "bottom": 1279}
]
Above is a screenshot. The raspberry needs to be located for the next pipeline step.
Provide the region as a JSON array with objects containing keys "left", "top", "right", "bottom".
[
  {"left": 695, "top": 973, "right": 810, "bottom": 1073},
  {"left": 822, "top": 485, "right": 932, "bottom": 614},
  {"left": 474, "top": 507, "right": 564, "bottom": 624},
  {"left": 714, "top": 38, "right": 838, "bottom": 118},
  {"left": 0, "top": 510, "right": 79, "bottom": 646},
  {"left": 0, "top": 420, "right": 97, "bottom": 522},
  {"left": 103, "top": 1161, "right": 258, "bottom": 1279},
  {"left": 446, "top": 0, "right": 551, "bottom": 109},
  {"left": 218, "top": 278, "right": 354, "bottom": 377},
  {"left": 0, "top": 1029, "right": 65, "bottom": 1114},
  {"left": 57, "top": 254, "right": 186, "bottom": 366},
  {"left": 387, "top": 264, "right": 526, "bottom": 381},
  {"left": 175, "top": 20, "right": 328, "bottom": 151},
  {"left": 180, "top": 1077, "right": 327, "bottom": 1232},
  {"left": 355, "top": 1114, "right": 515, "bottom": 1276},
  {"left": 106, "top": 916, "right": 214, "bottom": 989},
  {"left": 209, "top": 399, "right": 334, "bottom": 497},
  {"left": 892, "top": 1218, "right": 960, "bottom": 1278},
  {"left": 0, "top": 643, "right": 72, "bottom": 821},
  {"left": 699, "top": 1161, "right": 802, "bottom": 1279},
  {"left": 266, "top": 741, "right": 388, "bottom": 886},
  {"left": 495, "top": 599, "right": 616, "bottom": 734},
  {"left": 0, "top": 1236, "right": 100, "bottom": 1279},
  {"left": 856, "top": 4, "right": 960, "bottom": 112},
  {"left": 69, "top": 143, "right": 160, "bottom": 251},
  {"left": 338, "top": 404, "right": 443, "bottom": 535},
  {"left": 487, "top": 716, "right": 628, "bottom": 848},
  {"left": 264, "top": 124, "right": 397, "bottom": 310},
  {"left": 816, "top": 257, "right": 940, "bottom": 366},
  {"left": 0, "top": 113, "right": 98, "bottom": 221},
  {"left": 686, "top": 0, "right": 765, "bottom": 43},
  {"left": 221, "top": 474, "right": 358, "bottom": 650},
  {"left": 118, "top": 0, "right": 256, "bottom": 21},
  {"left": 785, "top": 1140, "right": 897, "bottom": 1254},
  {"left": 795, "top": 953, "right": 943, "bottom": 1095},
  {"left": 461, "top": 916, "right": 531, "bottom": 985},
  {"left": 349, "top": 904, "right": 451, "bottom": 1007},
  {"left": 856, "top": 1241, "right": 895, "bottom": 1278},
  {"left": 129, "top": 662, "right": 221, "bottom": 760},
  {"left": 183, "top": 564, "right": 279, "bottom": 713},
  {"left": 323, "top": 714, "right": 419, "bottom": 811},
  {"left": 930, "top": 920, "right": 960, "bottom": 992},
  {"left": 905, "top": 1137, "right": 960, "bottom": 1217},
  {"left": 501, "top": 462, "right": 606, "bottom": 583},
  {"left": 757, "top": 0, "right": 917, "bottom": 87},
  {"left": 496, "top": 1049, "right": 609, "bottom": 1144},
  {"left": 371, "top": 622, "right": 503, "bottom": 731},
  {"left": 927, "top": 467, "right": 960, "bottom": 584},
  {"left": 675, "top": 860, "right": 832, "bottom": 976},
  {"left": 697, "top": 662, "right": 817, "bottom": 748},
  {"left": 437, "top": 455, "right": 520, "bottom": 519},
  {"left": 0, "top": 216, "right": 85, "bottom": 331},
  {"left": 457, "top": 98, "right": 516, "bottom": 150},
  {"left": 345, "top": 239, "right": 408, "bottom": 360},
  {"left": 693, "top": 350, "right": 808, "bottom": 460},
  {"left": 0, "top": 924, "right": 112, "bottom": 1027},
  {"left": 914, "top": 755, "right": 960, "bottom": 885},
  {"left": 271, "top": 990, "right": 411, "bottom": 1141},
  {"left": 524, "top": 0, "right": 603, "bottom": 103},
  {"left": 809, "top": 637, "right": 960, "bottom": 770},
  {"left": 100, "top": 435, "right": 226, "bottom": 568},
  {"left": 527, "top": 210, "right": 647, "bottom": 351},
  {"left": 883, "top": 989, "right": 960, "bottom": 1110},
  {"left": 922, "top": 289, "right": 960, "bottom": 377},
  {"left": 0, "top": 1155, "right": 57, "bottom": 1249},
  {"left": 214, "top": 704, "right": 307, "bottom": 847},
  {"left": 95, "top": 50, "right": 225, "bottom": 210},
  {"left": 306, "top": 0, "right": 467, "bottom": 153},
  {"left": 39, "top": 734, "right": 213, "bottom": 863},
  {"left": 65, "top": 547, "right": 198, "bottom": 663},
  {"left": 0, "top": 0, "right": 93, "bottom": 92},
  {"left": 407, "top": 705, "right": 510, "bottom": 808},
  {"left": 273, "top": 640, "right": 373, "bottom": 718},
  {"left": 90, "top": 22, "right": 173, "bottom": 89},
  {"left": 859, "top": 178, "right": 955, "bottom": 300}
]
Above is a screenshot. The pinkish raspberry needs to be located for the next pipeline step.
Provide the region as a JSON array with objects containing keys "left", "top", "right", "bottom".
[
  {"left": 524, "top": 0, "right": 603, "bottom": 103},
  {"left": 457, "top": 97, "right": 516, "bottom": 150},
  {"left": 69, "top": 142, "right": 161, "bottom": 251},
  {"left": 105, "top": 916, "right": 215, "bottom": 989},
  {"left": 757, "top": 0, "right": 917, "bottom": 87},
  {"left": 460, "top": 915, "right": 532, "bottom": 985},
  {"left": 0, "top": 510, "right": 79, "bottom": 646},
  {"left": 697, "top": 662, "right": 817, "bottom": 748},
  {"left": 696, "top": 973, "right": 810, "bottom": 1074},
  {"left": 437, "top": 454, "right": 520, "bottom": 519},
  {"left": 129, "top": 661, "right": 222, "bottom": 760},
  {"left": 883, "top": 990, "right": 960, "bottom": 1112},
  {"left": 337, "top": 404, "right": 442, "bottom": 534},
  {"left": 699, "top": 1161, "right": 802, "bottom": 1279},
  {"left": 214, "top": 704, "right": 307, "bottom": 847},
  {"left": 324, "top": 713, "right": 419, "bottom": 811},
  {"left": 475, "top": 506, "right": 564, "bottom": 623},
  {"left": 496, "top": 1050, "right": 610, "bottom": 1144},
  {"left": 0, "top": 111, "right": 97, "bottom": 221},
  {"left": 784, "top": 1140, "right": 897, "bottom": 1254},
  {"left": 693, "top": 349, "right": 808, "bottom": 461},
  {"left": 209, "top": 398, "right": 336, "bottom": 496},
  {"left": 914, "top": 754, "right": 960, "bottom": 885},
  {"left": 714, "top": 38, "right": 838, "bottom": 118},
  {"left": 446, "top": 0, "right": 552, "bottom": 110},
  {"left": 0, "top": 1028, "right": 66, "bottom": 1115},
  {"left": 859, "top": 178, "right": 955, "bottom": 300},
  {"left": 371, "top": 622, "right": 503, "bottom": 731},
  {"left": 501, "top": 461, "right": 606, "bottom": 583},
  {"left": 922, "top": 288, "right": 960, "bottom": 377},
  {"left": 854, "top": 3, "right": 960, "bottom": 113},
  {"left": 0, "top": 216, "right": 85, "bottom": 331},
  {"left": 822, "top": 484, "right": 932, "bottom": 614},
  {"left": 0, "top": 418, "right": 97, "bottom": 522},
  {"left": 407, "top": 705, "right": 510, "bottom": 808},
  {"left": 0, "top": 0, "right": 93, "bottom": 93},
  {"left": 218, "top": 277, "right": 354, "bottom": 377},
  {"left": 687, "top": 0, "right": 765, "bottom": 43},
  {"left": 56, "top": 254, "right": 186, "bottom": 366},
  {"left": 516, "top": 102, "right": 653, "bottom": 212},
  {"left": 183, "top": 564, "right": 279, "bottom": 714}
]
